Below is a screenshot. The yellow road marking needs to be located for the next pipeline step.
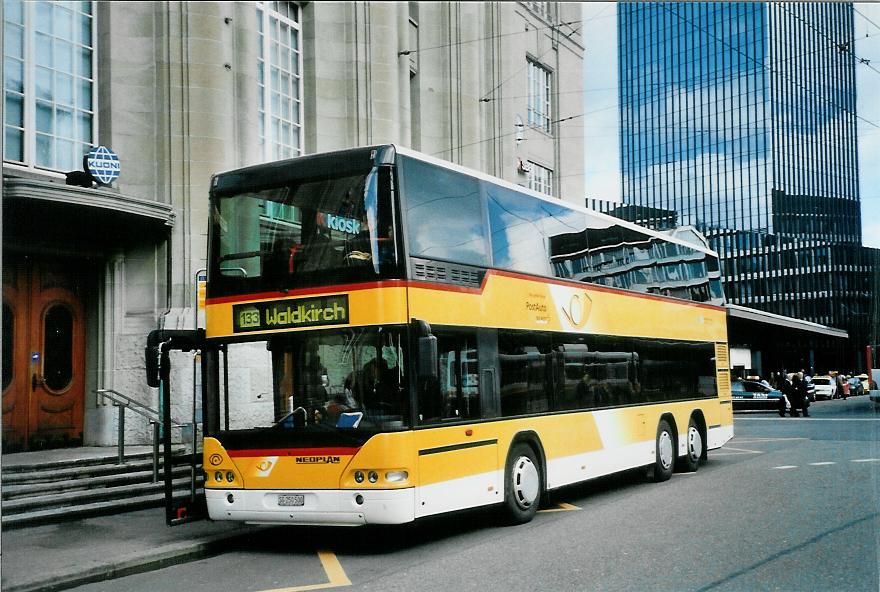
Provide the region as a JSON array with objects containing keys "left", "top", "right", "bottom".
[
  {"left": 538, "top": 502, "right": 581, "bottom": 513},
  {"left": 263, "top": 550, "right": 351, "bottom": 592}
]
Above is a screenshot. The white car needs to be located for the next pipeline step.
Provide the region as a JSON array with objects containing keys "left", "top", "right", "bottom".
[{"left": 811, "top": 376, "right": 837, "bottom": 400}]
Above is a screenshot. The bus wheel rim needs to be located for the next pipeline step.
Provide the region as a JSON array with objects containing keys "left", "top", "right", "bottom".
[
  {"left": 688, "top": 426, "right": 703, "bottom": 461},
  {"left": 513, "top": 456, "right": 539, "bottom": 509},
  {"left": 658, "top": 431, "right": 674, "bottom": 469}
]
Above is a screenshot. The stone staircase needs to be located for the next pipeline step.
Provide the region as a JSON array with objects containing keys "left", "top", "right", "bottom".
[{"left": 1, "top": 449, "right": 204, "bottom": 530}]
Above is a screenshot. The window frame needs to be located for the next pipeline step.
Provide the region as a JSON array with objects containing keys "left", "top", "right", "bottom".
[
  {"left": 527, "top": 58, "right": 553, "bottom": 135},
  {"left": 257, "top": 1, "right": 304, "bottom": 161},
  {"left": 527, "top": 161, "right": 554, "bottom": 196},
  {"left": 522, "top": 2, "right": 553, "bottom": 22},
  {"left": 3, "top": 0, "right": 96, "bottom": 176}
]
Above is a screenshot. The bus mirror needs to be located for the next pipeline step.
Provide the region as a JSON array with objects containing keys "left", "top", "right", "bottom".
[
  {"left": 145, "top": 329, "right": 206, "bottom": 388},
  {"left": 418, "top": 335, "right": 438, "bottom": 380}
]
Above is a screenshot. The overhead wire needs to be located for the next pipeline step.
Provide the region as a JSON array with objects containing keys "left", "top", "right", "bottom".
[
  {"left": 658, "top": 3, "right": 880, "bottom": 129},
  {"left": 776, "top": 2, "right": 880, "bottom": 77},
  {"left": 479, "top": 4, "right": 607, "bottom": 102},
  {"left": 398, "top": 17, "right": 585, "bottom": 57},
  {"left": 426, "top": 3, "right": 879, "bottom": 198}
]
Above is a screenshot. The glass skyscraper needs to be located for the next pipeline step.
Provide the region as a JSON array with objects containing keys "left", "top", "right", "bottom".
[{"left": 617, "top": 2, "right": 876, "bottom": 363}]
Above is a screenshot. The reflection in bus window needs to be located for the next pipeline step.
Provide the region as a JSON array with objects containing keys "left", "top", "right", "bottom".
[
  {"left": 400, "top": 156, "right": 489, "bottom": 266},
  {"left": 499, "top": 332, "right": 552, "bottom": 416},
  {"left": 219, "top": 329, "right": 408, "bottom": 433},
  {"left": 419, "top": 331, "right": 480, "bottom": 424}
]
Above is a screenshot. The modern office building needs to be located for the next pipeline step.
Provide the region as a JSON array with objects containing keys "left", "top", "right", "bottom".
[
  {"left": 2, "top": 1, "right": 584, "bottom": 450},
  {"left": 617, "top": 2, "right": 878, "bottom": 370}
]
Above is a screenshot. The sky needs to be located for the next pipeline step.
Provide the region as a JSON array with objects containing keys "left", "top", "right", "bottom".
[{"left": 582, "top": 2, "right": 880, "bottom": 249}]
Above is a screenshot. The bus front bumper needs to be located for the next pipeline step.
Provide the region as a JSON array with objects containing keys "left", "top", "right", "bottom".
[{"left": 205, "top": 487, "right": 415, "bottom": 526}]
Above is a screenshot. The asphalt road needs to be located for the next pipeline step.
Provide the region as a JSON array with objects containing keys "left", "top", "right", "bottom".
[{"left": 72, "top": 397, "right": 880, "bottom": 592}]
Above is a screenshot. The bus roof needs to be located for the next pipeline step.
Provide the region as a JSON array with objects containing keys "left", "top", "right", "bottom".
[
  {"left": 394, "top": 145, "right": 719, "bottom": 259},
  {"left": 211, "top": 144, "right": 718, "bottom": 259}
]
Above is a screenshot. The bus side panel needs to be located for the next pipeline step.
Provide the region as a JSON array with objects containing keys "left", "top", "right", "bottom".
[
  {"left": 415, "top": 427, "right": 501, "bottom": 517},
  {"left": 407, "top": 272, "right": 727, "bottom": 343}
]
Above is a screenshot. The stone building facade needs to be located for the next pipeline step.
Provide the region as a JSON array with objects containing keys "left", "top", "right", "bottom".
[{"left": 2, "top": 1, "right": 584, "bottom": 449}]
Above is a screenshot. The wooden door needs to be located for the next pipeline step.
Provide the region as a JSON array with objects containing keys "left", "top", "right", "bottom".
[{"left": 2, "top": 257, "right": 85, "bottom": 450}]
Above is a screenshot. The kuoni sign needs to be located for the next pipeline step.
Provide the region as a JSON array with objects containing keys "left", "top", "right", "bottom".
[{"left": 84, "top": 146, "right": 121, "bottom": 185}]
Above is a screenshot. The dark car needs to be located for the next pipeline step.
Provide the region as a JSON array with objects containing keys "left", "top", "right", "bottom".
[
  {"left": 847, "top": 376, "right": 864, "bottom": 397},
  {"left": 803, "top": 376, "right": 816, "bottom": 402},
  {"left": 731, "top": 379, "right": 789, "bottom": 415}
]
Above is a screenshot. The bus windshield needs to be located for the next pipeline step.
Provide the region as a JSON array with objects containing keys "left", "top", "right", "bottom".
[
  {"left": 210, "top": 163, "right": 399, "bottom": 296},
  {"left": 218, "top": 327, "right": 409, "bottom": 435}
]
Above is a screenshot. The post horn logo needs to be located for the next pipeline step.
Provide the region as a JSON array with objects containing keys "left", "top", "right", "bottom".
[
  {"left": 561, "top": 292, "right": 592, "bottom": 329},
  {"left": 209, "top": 454, "right": 223, "bottom": 466}
]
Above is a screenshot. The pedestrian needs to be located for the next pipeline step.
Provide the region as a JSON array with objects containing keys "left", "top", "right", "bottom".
[
  {"left": 790, "top": 372, "right": 809, "bottom": 417},
  {"left": 778, "top": 372, "right": 794, "bottom": 417}
]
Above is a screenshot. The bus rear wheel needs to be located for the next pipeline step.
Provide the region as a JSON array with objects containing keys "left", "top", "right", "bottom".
[
  {"left": 650, "top": 419, "right": 675, "bottom": 482},
  {"left": 502, "top": 443, "right": 541, "bottom": 525},
  {"left": 676, "top": 417, "right": 702, "bottom": 473}
]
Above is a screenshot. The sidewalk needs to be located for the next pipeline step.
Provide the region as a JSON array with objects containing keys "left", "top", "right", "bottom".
[
  {"left": 2, "top": 446, "right": 264, "bottom": 592},
  {"left": 1, "top": 507, "right": 263, "bottom": 592}
]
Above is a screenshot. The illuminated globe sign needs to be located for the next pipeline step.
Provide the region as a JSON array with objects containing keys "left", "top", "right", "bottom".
[{"left": 84, "top": 145, "right": 121, "bottom": 185}]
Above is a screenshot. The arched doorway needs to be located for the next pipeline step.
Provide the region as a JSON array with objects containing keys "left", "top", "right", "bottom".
[{"left": 3, "top": 257, "right": 85, "bottom": 451}]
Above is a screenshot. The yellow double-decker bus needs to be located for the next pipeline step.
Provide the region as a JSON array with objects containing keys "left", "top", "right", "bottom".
[{"left": 197, "top": 145, "right": 732, "bottom": 526}]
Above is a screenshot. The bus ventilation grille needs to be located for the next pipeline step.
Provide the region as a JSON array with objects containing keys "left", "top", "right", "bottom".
[
  {"left": 714, "top": 343, "right": 729, "bottom": 370},
  {"left": 413, "top": 261, "right": 482, "bottom": 287},
  {"left": 717, "top": 369, "right": 731, "bottom": 393}
]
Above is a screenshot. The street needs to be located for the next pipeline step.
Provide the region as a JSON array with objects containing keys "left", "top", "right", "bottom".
[{"left": 71, "top": 397, "right": 880, "bottom": 592}]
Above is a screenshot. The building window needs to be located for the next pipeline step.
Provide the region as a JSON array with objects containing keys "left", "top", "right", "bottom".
[
  {"left": 527, "top": 59, "right": 552, "bottom": 134},
  {"left": 3, "top": 0, "right": 94, "bottom": 172},
  {"left": 257, "top": 1, "right": 303, "bottom": 161},
  {"left": 408, "top": 17, "right": 419, "bottom": 76},
  {"left": 527, "top": 162, "right": 553, "bottom": 196},
  {"left": 523, "top": 2, "right": 552, "bottom": 22}
]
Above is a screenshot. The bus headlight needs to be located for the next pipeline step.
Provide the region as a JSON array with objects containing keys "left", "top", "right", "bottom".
[
  {"left": 385, "top": 470, "right": 408, "bottom": 483},
  {"left": 226, "top": 471, "right": 236, "bottom": 482},
  {"left": 354, "top": 471, "right": 365, "bottom": 483},
  {"left": 214, "top": 471, "right": 223, "bottom": 482},
  {"left": 368, "top": 471, "right": 379, "bottom": 483}
]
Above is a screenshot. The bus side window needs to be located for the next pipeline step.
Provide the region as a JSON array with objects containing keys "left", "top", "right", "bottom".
[{"left": 418, "top": 332, "right": 480, "bottom": 424}]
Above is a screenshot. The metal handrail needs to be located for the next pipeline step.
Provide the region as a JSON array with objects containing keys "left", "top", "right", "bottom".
[
  {"left": 97, "top": 388, "right": 178, "bottom": 425},
  {"left": 96, "top": 388, "right": 186, "bottom": 481}
]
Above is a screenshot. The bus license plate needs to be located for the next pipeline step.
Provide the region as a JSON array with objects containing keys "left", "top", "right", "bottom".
[{"left": 278, "top": 493, "right": 305, "bottom": 507}]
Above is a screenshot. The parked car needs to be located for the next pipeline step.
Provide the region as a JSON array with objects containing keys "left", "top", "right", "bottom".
[
  {"left": 856, "top": 374, "right": 871, "bottom": 391},
  {"left": 811, "top": 376, "right": 837, "bottom": 400},
  {"left": 847, "top": 376, "right": 864, "bottom": 397},
  {"left": 731, "top": 379, "right": 789, "bottom": 415}
]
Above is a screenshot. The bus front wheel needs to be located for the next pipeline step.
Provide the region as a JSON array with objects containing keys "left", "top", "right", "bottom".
[
  {"left": 650, "top": 419, "right": 675, "bottom": 482},
  {"left": 502, "top": 443, "right": 541, "bottom": 525}
]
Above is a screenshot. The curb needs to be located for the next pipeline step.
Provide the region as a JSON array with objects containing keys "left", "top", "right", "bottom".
[{"left": 3, "top": 530, "right": 254, "bottom": 592}]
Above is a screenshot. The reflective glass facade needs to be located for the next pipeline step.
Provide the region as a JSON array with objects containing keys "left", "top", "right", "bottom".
[{"left": 618, "top": 2, "right": 873, "bottom": 351}]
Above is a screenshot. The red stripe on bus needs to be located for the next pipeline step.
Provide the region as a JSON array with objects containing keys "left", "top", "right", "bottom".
[
  {"left": 226, "top": 447, "right": 361, "bottom": 457},
  {"left": 206, "top": 270, "right": 724, "bottom": 312},
  {"left": 409, "top": 269, "right": 725, "bottom": 312}
]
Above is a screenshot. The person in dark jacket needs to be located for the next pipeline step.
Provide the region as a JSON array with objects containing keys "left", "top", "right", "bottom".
[
  {"left": 778, "top": 373, "right": 793, "bottom": 417},
  {"left": 790, "top": 373, "right": 810, "bottom": 417}
]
